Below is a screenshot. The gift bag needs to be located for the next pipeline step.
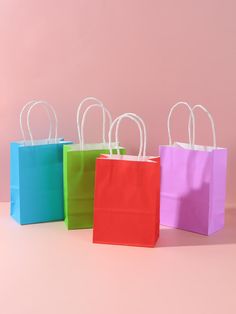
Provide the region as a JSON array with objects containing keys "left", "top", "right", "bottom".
[
  {"left": 63, "top": 97, "right": 125, "bottom": 229},
  {"left": 160, "top": 102, "right": 227, "bottom": 235},
  {"left": 10, "top": 100, "right": 72, "bottom": 225},
  {"left": 93, "top": 113, "right": 160, "bottom": 247}
]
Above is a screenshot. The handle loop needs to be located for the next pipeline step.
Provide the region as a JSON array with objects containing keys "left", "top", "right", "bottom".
[
  {"left": 20, "top": 100, "right": 54, "bottom": 145},
  {"left": 26, "top": 101, "right": 58, "bottom": 145},
  {"left": 80, "top": 103, "right": 112, "bottom": 150},
  {"left": 167, "top": 101, "right": 195, "bottom": 146},
  {"left": 109, "top": 113, "right": 147, "bottom": 160},
  {"left": 188, "top": 104, "right": 216, "bottom": 148},
  {"left": 76, "top": 97, "right": 108, "bottom": 144},
  {"left": 115, "top": 113, "right": 147, "bottom": 157}
]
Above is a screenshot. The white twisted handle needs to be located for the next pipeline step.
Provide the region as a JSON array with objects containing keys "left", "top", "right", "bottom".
[
  {"left": 26, "top": 101, "right": 58, "bottom": 145},
  {"left": 76, "top": 97, "right": 109, "bottom": 144},
  {"left": 20, "top": 100, "right": 55, "bottom": 145},
  {"left": 109, "top": 113, "right": 147, "bottom": 160},
  {"left": 188, "top": 104, "right": 216, "bottom": 148},
  {"left": 80, "top": 103, "right": 112, "bottom": 150},
  {"left": 167, "top": 101, "right": 195, "bottom": 146}
]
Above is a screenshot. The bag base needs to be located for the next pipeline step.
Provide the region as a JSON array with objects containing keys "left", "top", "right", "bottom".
[{"left": 64, "top": 214, "right": 93, "bottom": 230}]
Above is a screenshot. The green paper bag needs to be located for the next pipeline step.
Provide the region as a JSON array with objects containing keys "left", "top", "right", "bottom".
[
  {"left": 64, "top": 144, "right": 125, "bottom": 229},
  {"left": 63, "top": 97, "right": 125, "bottom": 229}
]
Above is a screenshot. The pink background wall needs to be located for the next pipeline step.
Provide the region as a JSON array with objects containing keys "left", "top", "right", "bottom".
[{"left": 0, "top": 0, "right": 235, "bottom": 206}]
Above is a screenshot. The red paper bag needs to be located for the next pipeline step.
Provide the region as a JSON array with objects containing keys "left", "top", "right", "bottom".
[{"left": 93, "top": 113, "right": 160, "bottom": 247}]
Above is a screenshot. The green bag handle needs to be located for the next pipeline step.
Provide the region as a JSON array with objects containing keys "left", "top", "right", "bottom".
[
  {"left": 20, "top": 100, "right": 55, "bottom": 145},
  {"left": 76, "top": 97, "right": 112, "bottom": 149}
]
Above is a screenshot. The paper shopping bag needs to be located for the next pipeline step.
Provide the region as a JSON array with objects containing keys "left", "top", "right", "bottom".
[
  {"left": 93, "top": 113, "right": 160, "bottom": 247},
  {"left": 10, "top": 100, "right": 72, "bottom": 224},
  {"left": 63, "top": 97, "right": 125, "bottom": 229},
  {"left": 160, "top": 102, "right": 227, "bottom": 235}
]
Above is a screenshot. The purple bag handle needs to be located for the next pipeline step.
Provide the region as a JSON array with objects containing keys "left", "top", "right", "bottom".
[
  {"left": 167, "top": 101, "right": 195, "bottom": 147},
  {"left": 188, "top": 104, "right": 216, "bottom": 149}
]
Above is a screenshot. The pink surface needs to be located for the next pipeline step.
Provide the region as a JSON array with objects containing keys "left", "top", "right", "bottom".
[
  {"left": 1, "top": 203, "right": 236, "bottom": 314},
  {"left": 1, "top": 1, "right": 236, "bottom": 207}
]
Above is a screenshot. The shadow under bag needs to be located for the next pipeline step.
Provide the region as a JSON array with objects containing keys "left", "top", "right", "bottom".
[
  {"left": 160, "top": 102, "right": 227, "bottom": 235},
  {"left": 93, "top": 113, "right": 160, "bottom": 247},
  {"left": 10, "top": 100, "right": 71, "bottom": 224}
]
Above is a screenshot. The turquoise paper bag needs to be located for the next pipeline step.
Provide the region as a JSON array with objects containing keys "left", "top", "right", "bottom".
[{"left": 10, "top": 100, "right": 72, "bottom": 225}]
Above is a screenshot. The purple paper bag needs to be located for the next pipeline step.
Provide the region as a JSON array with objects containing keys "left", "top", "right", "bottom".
[{"left": 160, "top": 103, "right": 227, "bottom": 235}]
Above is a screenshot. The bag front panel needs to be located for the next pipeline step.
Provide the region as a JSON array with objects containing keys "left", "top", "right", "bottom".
[
  {"left": 160, "top": 145, "right": 213, "bottom": 234},
  {"left": 93, "top": 158, "right": 160, "bottom": 247},
  {"left": 18, "top": 143, "right": 66, "bottom": 224}
]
